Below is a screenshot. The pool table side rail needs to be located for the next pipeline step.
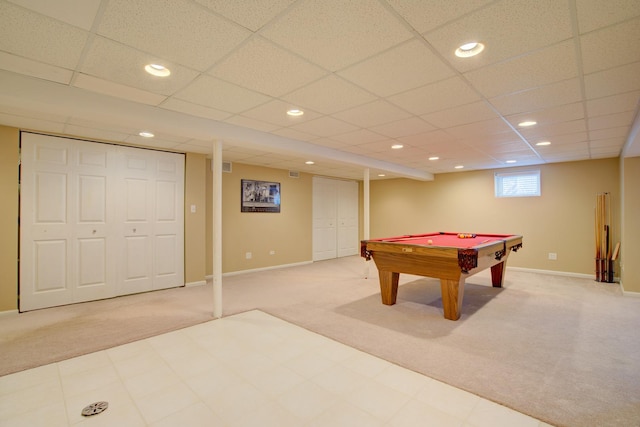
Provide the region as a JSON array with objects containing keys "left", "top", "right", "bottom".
[{"left": 361, "top": 235, "right": 523, "bottom": 274}]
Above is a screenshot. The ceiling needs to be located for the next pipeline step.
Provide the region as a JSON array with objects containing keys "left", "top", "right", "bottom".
[{"left": 1, "top": 0, "right": 639, "bottom": 181}]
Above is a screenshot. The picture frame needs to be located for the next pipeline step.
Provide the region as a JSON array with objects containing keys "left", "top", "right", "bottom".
[{"left": 241, "top": 179, "right": 281, "bottom": 213}]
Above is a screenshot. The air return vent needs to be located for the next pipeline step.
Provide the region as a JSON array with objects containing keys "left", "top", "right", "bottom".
[
  {"left": 289, "top": 170, "right": 300, "bottom": 178},
  {"left": 222, "top": 161, "right": 232, "bottom": 173}
]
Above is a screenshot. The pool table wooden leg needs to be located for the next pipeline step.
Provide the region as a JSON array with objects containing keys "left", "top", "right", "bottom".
[
  {"left": 440, "top": 277, "right": 465, "bottom": 320},
  {"left": 490, "top": 261, "right": 506, "bottom": 287},
  {"left": 379, "top": 271, "right": 399, "bottom": 305}
]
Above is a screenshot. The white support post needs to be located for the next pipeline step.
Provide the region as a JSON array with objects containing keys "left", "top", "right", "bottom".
[
  {"left": 212, "top": 140, "right": 223, "bottom": 318},
  {"left": 363, "top": 168, "right": 370, "bottom": 278}
]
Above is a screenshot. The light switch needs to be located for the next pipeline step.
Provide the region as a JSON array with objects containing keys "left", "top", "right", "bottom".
[{"left": 190, "top": 204, "right": 196, "bottom": 213}]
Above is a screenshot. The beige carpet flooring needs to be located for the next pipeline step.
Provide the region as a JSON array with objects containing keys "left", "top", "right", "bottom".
[{"left": 1, "top": 256, "right": 639, "bottom": 427}]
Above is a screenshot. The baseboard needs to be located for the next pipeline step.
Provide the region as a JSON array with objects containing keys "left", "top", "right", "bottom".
[
  {"left": 185, "top": 280, "right": 206, "bottom": 287},
  {"left": 204, "top": 260, "right": 314, "bottom": 280},
  {"left": 0, "top": 309, "right": 19, "bottom": 317},
  {"left": 508, "top": 266, "right": 600, "bottom": 280}
]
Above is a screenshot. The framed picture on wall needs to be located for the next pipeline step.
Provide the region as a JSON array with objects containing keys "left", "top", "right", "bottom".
[{"left": 241, "top": 179, "right": 281, "bottom": 213}]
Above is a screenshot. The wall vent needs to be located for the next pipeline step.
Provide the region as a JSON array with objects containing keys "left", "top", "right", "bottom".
[
  {"left": 289, "top": 170, "right": 300, "bottom": 178},
  {"left": 222, "top": 161, "right": 232, "bottom": 173}
]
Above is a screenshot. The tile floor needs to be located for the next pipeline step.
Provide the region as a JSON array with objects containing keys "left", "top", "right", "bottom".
[{"left": 0, "top": 310, "right": 553, "bottom": 426}]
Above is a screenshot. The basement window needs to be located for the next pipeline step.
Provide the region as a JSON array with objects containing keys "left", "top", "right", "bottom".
[{"left": 495, "top": 170, "right": 540, "bottom": 198}]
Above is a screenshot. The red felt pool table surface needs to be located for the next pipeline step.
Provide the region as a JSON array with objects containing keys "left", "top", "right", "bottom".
[
  {"left": 370, "top": 232, "right": 516, "bottom": 249},
  {"left": 361, "top": 232, "right": 523, "bottom": 321}
]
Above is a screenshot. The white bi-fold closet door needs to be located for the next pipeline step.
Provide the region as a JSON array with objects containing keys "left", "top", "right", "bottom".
[
  {"left": 19, "top": 132, "right": 184, "bottom": 311},
  {"left": 312, "top": 176, "right": 359, "bottom": 261}
]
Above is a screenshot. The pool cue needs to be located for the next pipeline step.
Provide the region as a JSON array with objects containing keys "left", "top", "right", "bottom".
[{"left": 595, "top": 195, "right": 601, "bottom": 280}]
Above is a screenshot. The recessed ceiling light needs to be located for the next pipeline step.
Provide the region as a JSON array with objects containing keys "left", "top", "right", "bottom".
[
  {"left": 305, "top": 160, "right": 314, "bottom": 165},
  {"left": 518, "top": 120, "right": 537, "bottom": 127},
  {"left": 428, "top": 156, "right": 439, "bottom": 161},
  {"left": 536, "top": 141, "right": 551, "bottom": 146},
  {"left": 139, "top": 131, "right": 154, "bottom": 138},
  {"left": 506, "top": 160, "right": 517, "bottom": 164},
  {"left": 287, "top": 109, "right": 304, "bottom": 117},
  {"left": 378, "top": 174, "right": 386, "bottom": 177},
  {"left": 455, "top": 42, "right": 485, "bottom": 58},
  {"left": 454, "top": 165, "right": 464, "bottom": 169},
  {"left": 144, "top": 64, "right": 170, "bottom": 77},
  {"left": 391, "top": 144, "right": 403, "bottom": 149}
]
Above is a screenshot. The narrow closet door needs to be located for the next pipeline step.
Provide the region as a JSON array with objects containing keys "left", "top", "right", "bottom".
[
  {"left": 312, "top": 177, "right": 337, "bottom": 261},
  {"left": 337, "top": 180, "right": 358, "bottom": 257}
]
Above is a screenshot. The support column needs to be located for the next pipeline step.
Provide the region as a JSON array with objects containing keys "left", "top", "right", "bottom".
[
  {"left": 212, "top": 140, "right": 222, "bottom": 318},
  {"left": 363, "top": 168, "right": 370, "bottom": 278}
]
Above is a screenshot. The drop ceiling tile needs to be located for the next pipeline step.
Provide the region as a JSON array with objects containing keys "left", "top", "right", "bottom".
[
  {"left": 507, "top": 103, "right": 584, "bottom": 128},
  {"left": 397, "top": 130, "right": 457, "bottom": 147},
  {"left": 584, "top": 62, "right": 640, "bottom": 99},
  {"left": 420, "top": 101, "right": 500, "bottom": 129},
  {"left": 332, "top": 100, "right": 412, "bottom": 128},
  {"left": 389, "top": 77, "right": 481, "bottom": 115},
  {"left": 445, "top": 118, "right": 513, "bottom": 139},
  {"left": 223, "top": 115, "right": 280, "bottom": 133},
  {"left": 575, "top": 0, "right": 640, "bottom": 33},
  {"left": 0, "top": 52, "right": 73, "bottom": 84},
  {"left": 581, "top": 18, "right": 640, "bottom": 74},
  {"left": 541, "top": 132, "right": 587, "bottom": 145},
  {"left": 425, "top": 0, "right": 573, "bottom": 73},
  {"left": 370, "top": 117, "right": 436, "bottom": 138},
  {"left": 590, "top": 147, "right": 622, "bottom": 158},
  {"left": 329, "top": 129, "right": 387, "bottom": 145},
  {"left": 588, "top": 111, "right": 635, "bottom": 131},
  {"left": 271, "top": 127, "right": 317, "bottom": 142},
  {"left": 8, "top": 0, "right": 102, "bottom": 30},
  {"left": 386, "top": 0, "right": 493, "bottom": 33},
  {"left": 260, "top": 0, "right": 413, "bottom": 71},
  {"left": 490, "top": 79, "right": 582, "bottom": 116},
  {"left": 173, "top": 74, "right": 271, "bottom": 114},
  {"left": 338, "top": 39, "right": 455, "bottom": 97},
  {"left": 519, "top": 120, "right": 587, "bottom": 139},
  {"left": 194, "top": 0, "right": 296, "bottom": 31},
  {"left": 464, "top": 40, "right": 578, "bottom": 99},
  {"left": 97, "top": 0, "right": 251, "bottom": 71},
  {"left": 590, "top": 137, "right": 625, "bottom": 148},
  {"left": 160, "top": 98, "right": 232, "bottom": 122},
  {"left": 586, "top": 91, "right": 640, "bottom": 116},
  {"left": 81, "top": 37, "right": 200, "bottom": 96},
  {"left": 241, "top": 99, "right": 322, "bottom": 127},
  {"left": 1, "top": 1, "right": 88, "bottom": 68},
  {"left": 590, "top": 126, "right": 631, "bottom": 140},
  {"left": 73, "top": 73, "right": 167, "bottom": 105},
  {"left": 281, "top": 75, "right": 376, "bottom": 115},
  {"left": 288, "top": 116, "right": 358, "bottom": 138},
  {"left": 210, "top": 37, "right": 327, "bottom": 97}
]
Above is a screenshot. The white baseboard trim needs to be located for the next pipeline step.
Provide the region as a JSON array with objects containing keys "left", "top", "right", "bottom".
[
  {"left": 185, "top": 280, "right": 206, "bottom": 288},
  {"left": 204, "top": 260, "right": 314, "bottom": 280},
  {"left": 621, "top": 286, "right": 640, "bottom": 297},
  {"left": 508, "top": 266, "right": 598, "bottom": 280},
  {"left": 0, "top": 309, "right": 19, "bottom": 317}
]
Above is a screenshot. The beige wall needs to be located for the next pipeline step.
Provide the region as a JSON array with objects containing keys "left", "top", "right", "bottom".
[
  {"left": 622, "top": 156, "right": 640, "bottom": 292},
  {"left": 206, "top": 161, "right": 313, "bottom": 274},
  {"left": 0, "top": 126, "right": 19, "bottom": 311},
  {"left": 0, "top": 124, "right": 636, "bottom": 311},
  {"left": 184, "top": 153, "right": 207, "bottom": 285},
  {"left": 370, "top": 159, "right": 620, "bottom": 276}
]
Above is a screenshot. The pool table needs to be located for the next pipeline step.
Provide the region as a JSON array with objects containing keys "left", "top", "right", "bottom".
[{"left": 361, "top": 232, "right": 523, "bottom": 320}]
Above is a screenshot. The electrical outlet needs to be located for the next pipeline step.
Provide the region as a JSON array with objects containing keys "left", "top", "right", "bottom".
[
  {"left": 548, "top": 252, "right": 557, "bottom": 260},
  {"left": 245, "top": 252, "right": 252, "bottom": 259},
  {"left": 269, "top": 250, "right": 275, "bottom": 255}
]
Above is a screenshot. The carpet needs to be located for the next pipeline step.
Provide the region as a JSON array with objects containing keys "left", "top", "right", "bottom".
[{"left": 1, "top": 256, "right": 639, "bottom": 427}]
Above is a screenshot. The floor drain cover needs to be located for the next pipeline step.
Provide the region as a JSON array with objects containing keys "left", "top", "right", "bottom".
[{"left": 81, "top": 401, "right": 108, "bottom": 417}]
